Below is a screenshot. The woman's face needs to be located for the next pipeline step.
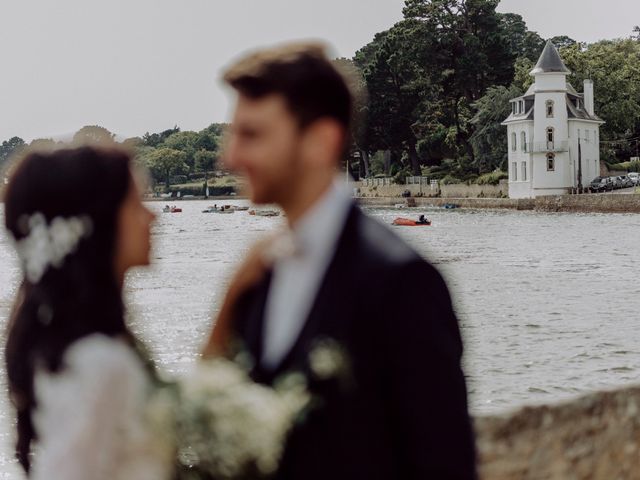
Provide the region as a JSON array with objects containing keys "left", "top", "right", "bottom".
[{"left": 114, "top": 173, "right": 156, "bottom": 281}]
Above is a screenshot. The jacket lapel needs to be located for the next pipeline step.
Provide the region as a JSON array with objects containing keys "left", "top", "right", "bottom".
[
  {"left": 266, "top": 204, "right": 360, "bottom": 380},
  {"left": 233, "top": 270, "right": 272, "bottom": 372}
]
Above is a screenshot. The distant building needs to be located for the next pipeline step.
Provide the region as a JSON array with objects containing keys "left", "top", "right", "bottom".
[{"left": 502, "top": 41, "right": 605, "bottom": 198}]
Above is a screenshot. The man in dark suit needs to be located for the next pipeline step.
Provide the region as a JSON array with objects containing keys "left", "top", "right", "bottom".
[{"left": 207, "top": 42, "right": 476, "bottom": 480}]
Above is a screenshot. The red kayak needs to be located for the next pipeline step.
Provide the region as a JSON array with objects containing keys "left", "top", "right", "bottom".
[{"left": 392, "top": 217, "right": 431, "bottom": 226}]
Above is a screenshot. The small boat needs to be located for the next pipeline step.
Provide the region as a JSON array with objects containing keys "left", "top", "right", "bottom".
[
  {"left": 394, "top": 203, "right": 405, "bottom": 209},
  {"left": 163, "top": 205, "right": 182, "bottom": 213},
  {"left": 392, "top": 217, "right": 431, "bottom": 226},
  {"left": 248, "top": 209, "right": 280, "bottom": 217},
  {"left": 202, "top": 205, "right": 235, "bottom": 214},
  {"left": 442, "top": 203, "right": 459, "bottom": 209}
]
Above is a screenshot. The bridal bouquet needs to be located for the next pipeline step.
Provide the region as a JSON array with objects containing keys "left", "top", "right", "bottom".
[{"left": 148, "top": 358, "right": 310, "bottom": 480}]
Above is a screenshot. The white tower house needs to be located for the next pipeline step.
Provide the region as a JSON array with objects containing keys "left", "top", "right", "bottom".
[{"left": 502, "top": 41, "right": 604, "bottom": 198}]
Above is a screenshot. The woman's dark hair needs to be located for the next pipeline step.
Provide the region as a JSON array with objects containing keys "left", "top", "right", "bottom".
[{"left": 3, "top": 146, "right": 135, "bottom": 472}]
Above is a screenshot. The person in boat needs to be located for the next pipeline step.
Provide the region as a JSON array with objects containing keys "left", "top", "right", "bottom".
[{"left": 417, "top": 214, "right": 430, "bottom": 225}]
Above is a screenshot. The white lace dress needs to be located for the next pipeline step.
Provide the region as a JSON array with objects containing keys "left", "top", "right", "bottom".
[{"left": 31, "top": 334, "right": 173, "bottom": 480}]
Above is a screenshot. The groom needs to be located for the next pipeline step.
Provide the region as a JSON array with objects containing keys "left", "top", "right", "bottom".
[{"left": 213, "top": 42, "right": 476, "bottom": 479}]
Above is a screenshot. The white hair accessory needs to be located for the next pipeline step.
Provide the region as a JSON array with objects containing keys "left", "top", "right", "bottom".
[{"left": 13, "top": 213, "right": 93, "bottom": 283}]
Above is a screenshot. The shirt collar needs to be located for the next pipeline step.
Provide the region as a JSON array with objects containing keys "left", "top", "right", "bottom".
[{"left": 290, "top": 180, "right": 352, "bottom": 259}]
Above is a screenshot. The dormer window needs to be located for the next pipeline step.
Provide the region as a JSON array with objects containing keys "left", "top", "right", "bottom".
[
  {"left": 520, "top": 100, "right": 525, "bottom": 113},
  {"left": 546, "top": 100, "right": 554, "bottom": 118}
]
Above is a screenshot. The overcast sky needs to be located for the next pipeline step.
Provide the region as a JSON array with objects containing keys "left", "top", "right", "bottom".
[{"left": 1, "top": 0, "right": 638, "bottom": 142}]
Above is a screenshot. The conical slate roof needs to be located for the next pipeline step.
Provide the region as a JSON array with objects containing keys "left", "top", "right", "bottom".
[{"left": 530, "top": 40, "right": 571, "bottom": 75}]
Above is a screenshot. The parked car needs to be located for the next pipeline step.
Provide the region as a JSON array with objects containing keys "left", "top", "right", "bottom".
[
  {"left": 628, "top": 172, "right": 640, "bottom": 185},
  {"left": 611, "top": 176, "right": 624, "bottom": 189},
  {"left": 590, "top": 177, "right": 613, "bottom": 192},
  {"left": 618, "top": 176, "right": 631, "bottom": 188}
]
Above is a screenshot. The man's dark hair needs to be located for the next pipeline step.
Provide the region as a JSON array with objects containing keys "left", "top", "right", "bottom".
[{"left": 223, "top": 42, "right": 353, "bottom": 133}]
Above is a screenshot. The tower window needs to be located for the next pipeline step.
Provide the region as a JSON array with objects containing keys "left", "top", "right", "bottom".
[
  {"left": 522, "top": 162, "right": 527, "bottom": 181},
  {"left": 512, "top": 162, "right": 518, "bottom": 181},
  {"left": 511, "top": 132, "right": 517, "bottom": 151},
  {"left": 521, "top": 132, "right": 527, "bottom": 152},
  {"left": 547, "top": 153, "right": 555, "bottom": 171},
  {"left": 546, "top": 127, "right": 555, "bottom": 148},
  {"left": 546, "top": 100, "right": 554, "bottom": 118}
]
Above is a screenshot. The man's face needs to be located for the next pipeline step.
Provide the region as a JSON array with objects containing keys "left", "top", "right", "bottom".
[{"left": 224, "top": 94, "right": 302, "bottom": 205}]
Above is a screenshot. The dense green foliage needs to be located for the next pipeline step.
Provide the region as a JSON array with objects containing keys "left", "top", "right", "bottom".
[
  {"left": 351, "top": 0, "right": 640, "bottom": 181},
  {"left": 0, "top": 124, "right": 226, "bottom": 192}
]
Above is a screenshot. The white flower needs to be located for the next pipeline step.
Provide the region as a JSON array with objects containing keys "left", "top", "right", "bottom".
[
  {"left": 153, "top": 358, "right": 311, "bottom": 479},
  {"left": 309, "top": 338, "right": 349, "bottom": 381},
  {"left": 12, "top": 213, "right": 92, "bottom": 283}
]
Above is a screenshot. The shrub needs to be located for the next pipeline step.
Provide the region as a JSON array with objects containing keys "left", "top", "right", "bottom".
[
  {"left": 476, "top": 170, "right": 508, "bottom": 185},
  {"left": 440, "top": 174, "right": 462, "bottom": 185},
  {"left": 608, "top": 161, "right": 640, "bottom": 172},
  {"left": 392, "top": 166, "right": 412, "bottom": 185}
]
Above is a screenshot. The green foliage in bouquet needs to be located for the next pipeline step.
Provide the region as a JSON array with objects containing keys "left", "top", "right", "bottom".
[{"left": 148, "top": 358, "right": 310, "bottom": 480}]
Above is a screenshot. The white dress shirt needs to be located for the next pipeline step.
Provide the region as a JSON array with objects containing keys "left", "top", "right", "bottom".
[{"left": 261, "top": 182, "right": 352, "bottom": 370}]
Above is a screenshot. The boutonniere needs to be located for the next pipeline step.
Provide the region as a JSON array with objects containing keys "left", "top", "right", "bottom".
[{"left": 307, "top": 337, "right": 353, "bottom": 388}]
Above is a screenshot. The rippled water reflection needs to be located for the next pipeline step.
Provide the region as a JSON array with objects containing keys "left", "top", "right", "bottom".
[{"left": 2, "top": 201, "right": 640, "bottom": 476}]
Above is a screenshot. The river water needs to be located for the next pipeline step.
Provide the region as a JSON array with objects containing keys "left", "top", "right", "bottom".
[{"left": 1, "top": 201, "right": 640, "bottom": 477}]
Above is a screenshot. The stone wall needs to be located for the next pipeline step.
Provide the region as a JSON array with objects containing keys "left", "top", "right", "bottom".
[
  {"left": 476, "top": 386, "right": 640, "bottom": 479},
  {"left": 535, "top": 194, "right": 640, "bottom": 213},
  {"left": 357, "top": 193, "right": 640, "bottom": 213},
  {"left": 354, "top": 181, "right": 508, "bottom": 199}
]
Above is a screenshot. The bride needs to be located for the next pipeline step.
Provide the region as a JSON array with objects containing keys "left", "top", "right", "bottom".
[{"left": 4, "top": 146, "right": 170, "bottom": 479}]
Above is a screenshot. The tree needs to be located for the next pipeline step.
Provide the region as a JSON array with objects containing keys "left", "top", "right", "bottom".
[
  {"left": 354, "top": 21, "right": 442, "bottom": 175},
  {"left": 549, "top": 35, "right": 578, "bottom": 50},
  {"left": 122, "top": 137, "right": 143, "bottom": 149},
  {"left": 194, "top": 124, "right": 225, "bottom": 152},
  {"left": 561, "top": 39, "right": 640, "bottom": 162},
  {"left": 469, "top": 84, "right": 522, "bottom": 172},
  {"left": 73, "top": 125, "right": 115, "bottom": 145},
  {"left": 162, "top": 131, "right": 200, "bottom": 174},
  {"left": 142, "top": 126, "right": 180, "bottom": 147},
  {"left": 141, "top": 148, "right": 188, "bottom": 189},
  {"left": 0, "top": 136, "right": 26, "bottom": 170},
  {"left": 354, "top": 0, "right": 517, "bottom": 175},
  {"left": 498, "top": 13, "right": 545, "bottom": 62},
  {"left": 194, "top": 149, "right": 218, "bottom": 173},
  {"left": 29, "top": 138, "right": 57, "bottom": 151}
]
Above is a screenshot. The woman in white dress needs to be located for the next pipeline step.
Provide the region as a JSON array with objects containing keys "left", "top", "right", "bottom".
[{"left": 3, "top": 146, "right": 172, "bottom": 479}]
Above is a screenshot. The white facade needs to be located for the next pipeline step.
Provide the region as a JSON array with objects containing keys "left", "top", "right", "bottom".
[{"left": 502, "top": 41, "right": 605, "bottom": 199}]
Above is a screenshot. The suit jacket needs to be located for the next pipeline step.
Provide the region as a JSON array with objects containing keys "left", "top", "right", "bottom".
[{"left": 232, "top": 203, "right": 477, "bottom": 480}]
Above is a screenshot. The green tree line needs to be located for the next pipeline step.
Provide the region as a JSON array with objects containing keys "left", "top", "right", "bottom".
[{"left": 0, "top": 124, "right": 227, "bottom": 191}]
